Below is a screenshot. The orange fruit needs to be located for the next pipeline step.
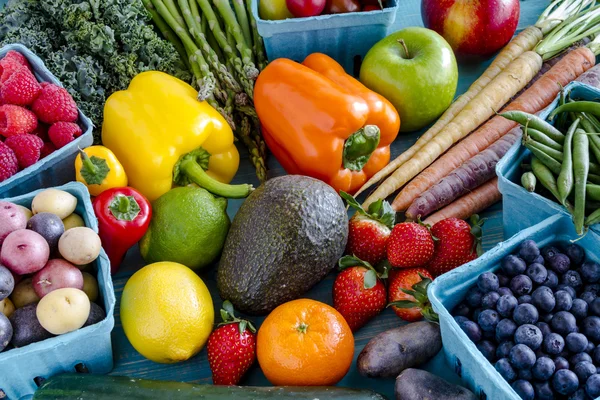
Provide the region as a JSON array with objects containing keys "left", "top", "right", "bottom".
[{"left": 257, "top": 298, "right": 354, "bottom": 386}]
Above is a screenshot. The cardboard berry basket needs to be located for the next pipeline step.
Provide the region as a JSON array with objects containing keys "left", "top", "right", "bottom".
[
  {"left": 250, "top": 0, "right": 398, "bottom": 75},
  {"left": 0, "top": 182, "right": 115, "bottom": 400},
  {"left": 0, "top": 44, "right": 94, "bottom": 199},
  {"left": 428, "top": 213, "right": 600, "bottom": 400}
]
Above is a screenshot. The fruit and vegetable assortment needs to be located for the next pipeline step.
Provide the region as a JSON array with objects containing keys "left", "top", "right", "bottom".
[
  {"left": 0, "top": 189, "right": 104, "bottom": 353},
  {"left": 453, "top": 240, "right": 600, "bottom": 399},
  {"left": 0, "top": 50, "right": 83, "bottom": 183},
  {"left": 259, "top": 0, "right": 387, "bottom": 20}
]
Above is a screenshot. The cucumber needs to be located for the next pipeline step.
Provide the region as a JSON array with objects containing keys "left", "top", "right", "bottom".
[{"left": 33, "top": 374, "right": 387, "bottom": 400}]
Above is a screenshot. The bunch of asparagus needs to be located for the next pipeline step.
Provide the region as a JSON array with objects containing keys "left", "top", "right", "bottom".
[{"left": 142, "top": 0, "right": 268, "bottom": 182}]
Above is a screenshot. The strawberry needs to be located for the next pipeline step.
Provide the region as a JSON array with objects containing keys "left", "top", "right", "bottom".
[
  {"left": 0, "top": 67, "right": 41, "bottom": 106},
  {"left": 388, "top": 268, "right": 437, "bottom": 322},
  {"left": 340, "top": 191, "right": 395, "bottom": 265},
  {"left": 207, "top": 301, "right": 256, "bottom": 386},
  {"left": 386, "top": 222, "right": 434, "bottom": 268},
  {"left": 333, "top": 255, "right": 388, "bottom": 331},
  {"left": 427, "top": 216, "right": 483, "bottom": 277}
]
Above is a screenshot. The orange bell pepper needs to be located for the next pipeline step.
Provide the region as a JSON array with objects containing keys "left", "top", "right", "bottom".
[{"left": 254, "top": 53, "right": 401, "bottom": 194}]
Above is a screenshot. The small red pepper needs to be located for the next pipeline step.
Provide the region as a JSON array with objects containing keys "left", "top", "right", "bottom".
[{"left": 92, "top": 187, "right": 152, "bottom": 274}]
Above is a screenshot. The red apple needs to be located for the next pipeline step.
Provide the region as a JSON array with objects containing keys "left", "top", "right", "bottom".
[{"left": 421, "top": 0, "right": 519, "bottom": 59}]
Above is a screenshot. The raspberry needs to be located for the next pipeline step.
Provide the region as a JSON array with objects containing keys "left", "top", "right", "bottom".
[
  {"left": 5, "top": 133, "right": 43, "bottom": 169},
  {"left": 0, "top": 67, "right": 41, "bottom": 106},
  {"left": 40, "top": 142, "right": 56, "bottom": 158},
  {"left": 48, "top": 122, "right": 82, "bottom": 149},
  {"left": 0, "top": 141, "right": 18, "bottom": 181},
  {"left": 0, "top": 105, "right": 38, "bottom": 137},
  {"left": 2, "top": 51, "right": 29, "bottom": 68},
  {"left": 31, "top": 83, "right": 78, "bottom": 124},
  {"left": 31, "top": 122, "right": 49, "bottom": 142},
  {"left": 0, "top": 59, "right": 24, "bottom": 84}
]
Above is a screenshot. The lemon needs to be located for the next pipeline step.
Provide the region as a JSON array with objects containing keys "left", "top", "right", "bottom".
[{"left": 120, "top": 262, "right": 214, "bottom": 363}]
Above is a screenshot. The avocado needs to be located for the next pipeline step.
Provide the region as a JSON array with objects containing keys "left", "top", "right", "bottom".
[{"left": 217, "top": 175, "right": 348, "bottom": 315}]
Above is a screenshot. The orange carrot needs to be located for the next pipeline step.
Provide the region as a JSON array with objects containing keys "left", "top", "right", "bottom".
[
  {"left": 392, "top": 46, "right": 596, "bottom": 212},
  {"left": 423, "top": 178, "right": 501, "bottom": 226}
]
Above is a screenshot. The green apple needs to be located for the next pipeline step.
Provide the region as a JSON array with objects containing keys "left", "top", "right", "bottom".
[
  {"left": 259, "top": 0, "right": 294, "bottom": 20},
  {"left": 360, "top": 27, "right": 458, "bottom": 132}
]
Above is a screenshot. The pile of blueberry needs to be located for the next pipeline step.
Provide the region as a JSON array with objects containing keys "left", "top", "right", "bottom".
[{"left": 452, "top": 240, "right": 600, "bottom": 400}]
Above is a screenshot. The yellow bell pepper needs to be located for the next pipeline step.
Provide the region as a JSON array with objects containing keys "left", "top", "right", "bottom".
[
  {"left": 101, "top": 71, "right": 251, "bottom": 202},
  {"left": 75, "top": 146, "right": 128, "bottom": 197}
]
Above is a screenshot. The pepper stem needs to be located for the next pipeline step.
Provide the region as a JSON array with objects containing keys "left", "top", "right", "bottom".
[
  {"left": 80, "top": 150, "right": 97, "bottom": 175},
  {"left": 343, "top": 125, "right": 381, "bottom": 171}
]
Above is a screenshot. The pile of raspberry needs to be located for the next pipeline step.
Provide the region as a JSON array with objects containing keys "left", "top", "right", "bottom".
[{"left": 0, "top": 51, "right": 82, "bottom": 182}]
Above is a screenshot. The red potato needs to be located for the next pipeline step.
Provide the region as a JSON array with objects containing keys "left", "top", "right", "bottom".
[
  {"left": 286, "top": 0, "right": 326, "bottom": 17},
  {"left": 0, "top": 229, "right": 49, "bottom": 274},
  {"left": 33, "top": 259, "right": 84, "bottom": 298},
  {"left": 0, "top": 201, "right": 27, "bottom": 247}
]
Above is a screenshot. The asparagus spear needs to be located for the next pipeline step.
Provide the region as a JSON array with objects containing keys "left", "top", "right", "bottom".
[
  {"left": 237, "top": 115, "right": 267, "bottom": 182},
  {"left": 233, "top": 0, "right": 253, "bottom": 50},
  {"left": 163, "top": 0, "right": 187, "bottom": 27},
  {"left": 245, "top": 0, "right": 267, "bottom": 71}
]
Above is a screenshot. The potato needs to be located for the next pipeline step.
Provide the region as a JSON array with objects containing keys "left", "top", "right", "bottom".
[
  {"left": 62, "top": 213, "right": 85, "bottom": 231},
  {"left": 27, "top": 213, "right": 65, "bottom": 253},
  {"left": 82, "top": 272, "right": 99, "bottom": 302},
  {"left": 33, "top": 259, "right": 84, "bottom": 298},
  {"left": 11, "top": 277, "right": 40, "bottom": 309},
  {"left": 0, "top": 312, "right": 12, "bottom": 352},
  {"left": 36, "top": 288, "right": 90, "bottom": 335},
  {"left": 357, "top": 321, "right": 442, "bottom": 378},
  {"left": 15, "top": 205, "right": 33, "bottom": 221},
  {"left": 32, "top": 189, "right": 77, "bottom": 219},
  {"left": 1, "top": 229, "right": 50, "bottom": 275},
  {"left": 395, "top": 369, "right": 477, "bottom": 400},
  {"left": 58, "top": 227, "right": 101, "bottom": 265},
  {"left": 0, "top": 298, "right": 15, "bottom": 318},
  {"left": 83, "top": 302, "right": 106, "bottom": 328},
  {"left": 10, "top": 303, "right": 53, "bottom": 347},
  {"left": 0, "top": 200, "right": 27, "bottom": 246},
  {"left": 0, "top": 265, "right": 15, "bottom": 301}
]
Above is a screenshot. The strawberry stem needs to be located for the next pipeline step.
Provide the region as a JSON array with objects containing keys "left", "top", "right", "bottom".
[
  {"left": 338, "top": 255, "right": 388, "bottom": 288},
  {"left": 218, "top": 300, "right": 257, "bottom": 334},
  {"left": 469, "top": 214, "right": 486, "bottom": 256},
  {"left": 340, "top": 191, "right": 395, "bottom": 229},
  {"left": 387, "top": 275, "right": 439, "bottom": 323}
]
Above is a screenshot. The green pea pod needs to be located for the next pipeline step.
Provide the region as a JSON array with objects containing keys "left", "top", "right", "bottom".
[
  {"left": 589, "top": 173, "right": 600, "bottom": 185},
  {"left": 557, "top": 118, "right": 580, "bottom": 205},
  {"left": 550, "top": 101, "right": 600, "bottom": 120},
  {"left": 586, "top": 208, "right": 600, "bottom": 227},
  {"left": 521, "top": 172, "right": 537, "bottom": 192},
  {"left": 525, "top": 128, "right": 564, "bottom": 151},
  {"left": 580, "top": 114, "right": 600, "bottom": 163},
  {"left": 531, "top": 156, "right": 562, "bottom": 202},
  {"left": 526, "top": 143, "right": 562, "bottom": 175},
  {"left": 573, "top": 130, "right": 590, "bottom": 235},
  {"left": 525, "top": 139, "right": 564, "bottom": 162},
  {"left": 587, "top": 184, "right": 600, "bottom": 201},
  {"left": 501, "top": 111, "right": 565, "bottom": 143}
]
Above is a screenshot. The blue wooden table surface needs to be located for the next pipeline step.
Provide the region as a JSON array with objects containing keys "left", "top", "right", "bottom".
[{"left": 109, "top": 1, "right": 547, "bottom": 399}]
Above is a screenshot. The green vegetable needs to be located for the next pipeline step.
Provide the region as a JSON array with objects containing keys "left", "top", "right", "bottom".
[
  {"left": 521, "top": 171, "right": 537, "bottom": 192},
  {"left": 557, "top": 118, "right": 580, "bottom": 205},
  {"left": 33, "top": 374, "right": 386, "bottom": 400},
  {"left": 526, "top": 144, "right": 562, "bottom": 175},
  {"left": 573, "top": 129, "right": 590, "bottom": 235},
  {"left": 587, "top": 184, "right": 600, "bottom": 201},
  {"left": 550, "top": 101, "right": 600, "bottom": 120},
  {"left": 501, "top": 110, "right": 566, "bottom": 143},
  {"left": 525, "top": 127, "right": 564, "bottom": 151},
  {"left": 531, "top": 156, "right": 562, "bottom": 205}
]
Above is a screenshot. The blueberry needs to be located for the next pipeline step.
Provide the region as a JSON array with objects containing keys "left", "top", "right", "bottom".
[
  {"left": 496, "top": 318, "right": 518, "bottom": 342},
  {"left": 568, "top": 388, "right": 591, "bottom": 400},
  {"left": 472, "top": 308, "right": 483, "bottom": 323},
  {"left": 497, "top": 273, "right": 511, "bottom": 287},
  {"left": 478, "top": 309, "right": 500, "bottom": 332},
  {"left": 564, "top": 243, "right": 586, "bottom": 266},
  {"left": 478, "top": 272, "right": 500, "bottom": 293},
  {"left": 582, "top": 316, "right": 600, "bottom": 342},
  {"left": 482, "top": 291, "right": 500, "bottom": 310},
  {"left": 459, "top": 320, "right": 482, "bottom": 343},
  {"left": 497, "top": 295, "right": 518, "bottom": 318},
  {"left": 466, "top": 286, "right": 483, "bottom": 308},
  {"left": 496, "top": 357, "right": 517, "bottom": 382},
  {"left": 570, "top": 352, "right": 593, "bottom": 365},
  {"left": 497, "top": 341, "right": 515, "bottom": 359},
  {"left": 533, "top": 255, "right": 545, "bottom": 265},
  {"left": 502, "top": 255, "right": 527, "bottom": 277},
  {"left": 536, "top": 322, "right": 552, "bottom": 338},
  {"left": 453, "top": 303, "right": 471, "bottom": 318},
  {"left": 555, "top": 290, "right": 573, "bottom": 311},
  {"left": 549, "top": 253, "right": 572, "bottom": 274},
  {"left": 593, "top": 346, "right": 600, "bottom": 365},
  {"left": 482, "top": 330, "right": 495, "bottom": 340},
  {"left": 497, "top": 287, "right": 513, "bottom": 297},
  {"left": 558, "top": 284, "right": 578, "bottom": 298},
  {"left": 512, "top": 379, "right": 535, "bottom": 400},
  {"left": 454, "top": 316, "right": 469, "bottom": 325},
  {"left": 518, "top": 368, "right": 533, "bottom": 381},
  {"left": 532, "top": 286, "right": 556, "bottom": 313},
  {"left": 543, "top": 270, "right": 559, "bottom": 289},
  {"left": 519, "top": 240, "right": 541, "bottom": 263},
  {"left": 572, "top": 298, "right": 589, "bottom": 319},
  {"left": 534, "top": 381, "right": 555, "bottom": 400},
  {"left": 567, "top": 333, "right": 590, "bottom": 353},
  {"left": 581, "top": 291, "right": 598, "bottom": 305},
  {"left": 533, "top": 356, "right": 556, "bottom": 381},
  {"left": 585, "top": 284, "right": 600, "bottom": 295},
  {"left": 477, "top": 340, "right": 497, "bottom": 363},
  {"left": 544, "top": 333, "right": 566, "bottom": 355},
  {"left": 555, "top": 356, "right": 570, "bottom": 371},
  {"left": 552, "top": 311, "right": 578, "bottom": 335},
  {"left": 590, "top": 298, "right": 600, "bottom": 316},
  {"left": 585, "top": 341, "right": 595, "bottom": 354},
  {"left": 563, "top": 270, "right": 584, "bottom": 291},
  {"left": 515, "top": 324, "right": 543, "bottom": 350},
  {"left": 541, "top": 313, "right": 554, "bottom": 323},
  {"left": 527, "top": 263, "right": 548, "bottom": 285},
  {"left": 585, "top": 374, "right": 600, "bottom": 398},
  {"left": 542, "top": 245, "right": 561, "bottom": 261},
  {"left": 553, "top": 369, "right": 580, "bottom": 395},
  {"left": 581, "top": 261, "right": 600, "bottom": 283},
  {"left": 518, "top": 295, "right": 533, "bottom": 304},
  {"left": 514, "top": 304, "right": 539, "bottom": 325},
  {"left": 511, "top": 275, "right": 533, "bottom": 296},
  {"left": 510, "top": 344, "right": 537, "bottom": 369},
  {"left": 575, "top": 361, "right": 597, "bottom": 383}
]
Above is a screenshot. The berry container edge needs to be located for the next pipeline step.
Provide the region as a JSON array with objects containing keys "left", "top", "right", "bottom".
[
  {"left": 0, "top": 44, "right": 94, "bottom": 198},
  {"left": 428, "top": 213, "right": 600, "bottom": 400},
  {"left": 251, "top": 0, "right": 398, "bottom": 75},
  {"left": 0, "top": 182, "right": 115, "bottom": 400}
]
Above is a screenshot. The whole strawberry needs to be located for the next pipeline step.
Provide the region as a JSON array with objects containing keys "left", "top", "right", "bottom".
[
  {"left": 340, "top": 191, "right": 395, "bottom": 265},
  {"left": 427, "top": 216, "right": 483, "bottom": 277},
  {"left": 386, "top": 222, "right": 434, "bottom": 268},
  {"left": 388, "top": 268, "right": 437, "bottom": 322},
  {"left": 207, "top": 301, "right": 256, "bottom": 386},
  {"left": 333, "top": 255, "right": 387, "bottom": 331}
]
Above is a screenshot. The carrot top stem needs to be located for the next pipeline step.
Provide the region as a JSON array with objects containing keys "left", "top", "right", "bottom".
[{"left": 536, "top": 0, "right": 595, "bottom": 34}]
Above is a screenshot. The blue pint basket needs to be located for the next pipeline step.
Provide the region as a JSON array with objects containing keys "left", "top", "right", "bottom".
[
  {"left": 0, "top": 182, "right": 115, "bottom": 400},
  {"left": 428, "top": 214, "right": 600, "bottom": 400},
  {"left": 251, "top": 0, "right": 399, "bottom": 75},
  {"left": 496, "top": 81, "right": 600, "bottom": 239},
  {"left": 0, "top": 44, "right": 94, "bottom": 198}
]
